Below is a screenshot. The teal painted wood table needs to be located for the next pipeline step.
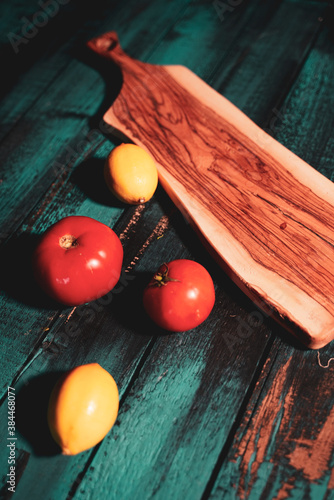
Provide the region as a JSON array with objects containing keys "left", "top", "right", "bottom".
[{"left": 1, "top": 1, "right": 334, "bottom": 499}]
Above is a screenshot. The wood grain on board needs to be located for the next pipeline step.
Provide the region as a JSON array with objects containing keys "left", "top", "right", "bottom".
[{"left": 88, "top": 31, "right": 334, "bottom": 349}]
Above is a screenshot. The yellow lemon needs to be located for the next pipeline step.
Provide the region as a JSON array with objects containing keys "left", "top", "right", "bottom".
[
  {"left": 104, "top": 143, "right": 158, "bottom": 204},
  {"left": 47, "top": 363, "right": 119, "bottom": 455}
]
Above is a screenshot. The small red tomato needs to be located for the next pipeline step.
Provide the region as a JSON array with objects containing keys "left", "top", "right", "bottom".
[
  {"left": 143, "top": 259, "right": 215, "bottom": 332},
  {"left": 32, "top": 216, "right": 123, "bottom": 306}
]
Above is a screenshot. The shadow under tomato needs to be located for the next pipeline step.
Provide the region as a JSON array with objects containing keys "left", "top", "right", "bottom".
[
  {"left": 0, "top": 232, "right": 61, "bottom": 309},
  {"left": 106, "top": 270, "right": 171, "bottom": 337},
  {"left": 16, "top": 371, "right": 64, "bottom": 457}
]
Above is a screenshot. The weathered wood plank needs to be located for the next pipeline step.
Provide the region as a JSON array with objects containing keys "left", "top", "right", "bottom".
[
  {"left": 210, "top": 340, "right": 334, "bottom": 499},
  {"left": 273, "top": 15, "right": 334, "bottom": 181},
  {"left": 211, "top": 0, "right": 326, "bottom": 124}
]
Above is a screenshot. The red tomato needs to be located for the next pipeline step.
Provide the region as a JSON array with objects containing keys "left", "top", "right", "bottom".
[
  {"left": 143, "top": 259, "right": 215, "bottom": 332},
  {"left": 32, "top": 216, "right": 123, "bottom": 306}
]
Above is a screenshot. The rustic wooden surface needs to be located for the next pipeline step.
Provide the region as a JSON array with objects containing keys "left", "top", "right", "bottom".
[{"left": 1, "top": 1, "right": 334, "bottom": 499}]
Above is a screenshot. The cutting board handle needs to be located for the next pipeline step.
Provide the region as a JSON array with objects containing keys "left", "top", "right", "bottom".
[{"left": 87, "top": 31, "right": 132, "bottom": 68}]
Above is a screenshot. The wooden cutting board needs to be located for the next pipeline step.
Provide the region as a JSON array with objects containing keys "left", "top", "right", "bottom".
[{"left": 88, "top": 31, "right": 334, "bottom": 350}]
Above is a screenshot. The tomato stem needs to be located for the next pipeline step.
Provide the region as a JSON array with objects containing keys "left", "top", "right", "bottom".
[
  {"left": 59, "top": 235, "right": 78, "bottom": 249},
  {"left": 150, "top": 263, "right": 180, "bottom": 287}
]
